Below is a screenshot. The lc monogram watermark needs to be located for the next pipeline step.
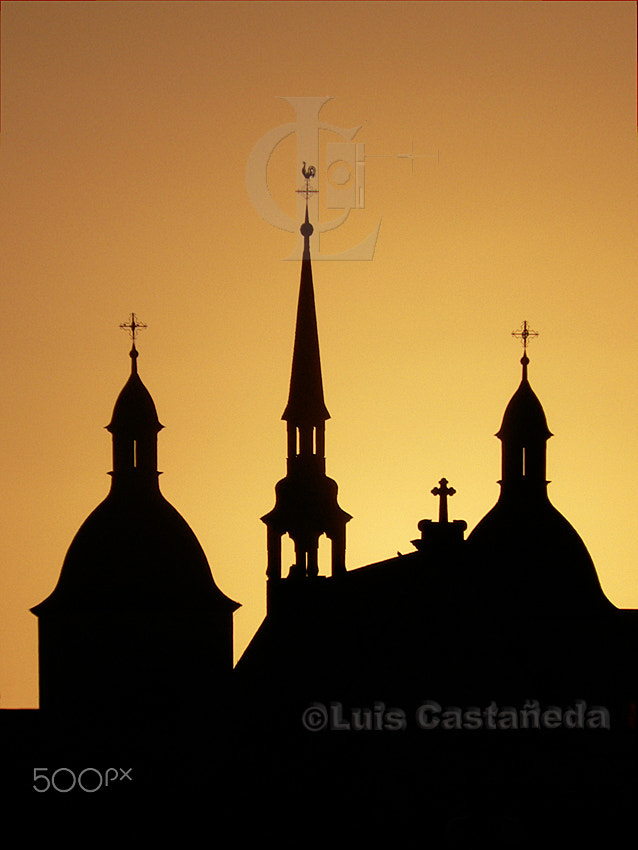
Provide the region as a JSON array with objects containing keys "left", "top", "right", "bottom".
[{"left": 246, "top": 96, "right": 381, "bottom": 261}]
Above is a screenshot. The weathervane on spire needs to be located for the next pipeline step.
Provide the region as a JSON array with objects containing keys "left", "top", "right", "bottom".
[
  {"left": 297, "top": 163, "right": 318, "bottom": 204},
  {"left": 512, "top": 320, "right": 538, "bottom": 352},
  {"left": 120, "top": 313, "right": 147, "bottom": 345}
]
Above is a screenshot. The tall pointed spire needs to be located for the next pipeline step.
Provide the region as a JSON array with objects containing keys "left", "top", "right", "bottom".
[
  {"left": 282, "top": 205, "right": 330, "bottom": 426},
  {"left": 262, "top": 171, "right": 351, "bottom": 599}
]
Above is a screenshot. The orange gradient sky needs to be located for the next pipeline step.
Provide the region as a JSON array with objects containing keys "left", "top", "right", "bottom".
[{"left": 1, "top": 1, "right": 637, "bottom": 707}]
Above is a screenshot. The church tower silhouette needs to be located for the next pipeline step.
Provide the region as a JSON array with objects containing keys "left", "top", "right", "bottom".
[
  {"left": 261, "top": 205, "right": 351, "bottom": 602},
  {"left": 468, "top": 337, "right": 611, "bottom": 615},
  {"left": 31, "top": 317, "right": 238, "bottom": 733}
]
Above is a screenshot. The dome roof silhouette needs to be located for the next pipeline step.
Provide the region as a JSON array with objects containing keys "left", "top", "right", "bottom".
[
  {"left": 32, "top": 491, "right": 237, "bottom": 615},
  {"left": 467, "top": 497, "right": 611, "bottom": 614}
]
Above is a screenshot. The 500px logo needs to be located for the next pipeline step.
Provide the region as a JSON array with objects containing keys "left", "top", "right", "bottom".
[{"left": 33, "top": 767, "right": 133, "bottom": 793}]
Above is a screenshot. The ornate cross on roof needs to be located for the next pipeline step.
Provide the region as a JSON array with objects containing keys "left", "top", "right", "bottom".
[
  {"left": 512, "top": 320, "right": 538, "bottom": 351},
  {"left": 431, "top": 477, "right": 456, "bottom": 523},
  {"left": 120, "top": 313, "right": 147, "bottom": 345}
]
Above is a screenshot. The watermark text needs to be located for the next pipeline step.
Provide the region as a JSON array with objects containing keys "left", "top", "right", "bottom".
[{"left": 302, "top": 699, "right": 610, "bottom": 732}]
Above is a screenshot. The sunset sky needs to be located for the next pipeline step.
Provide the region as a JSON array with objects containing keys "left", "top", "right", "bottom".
[{"left": 1, "top": 1, "right": 637, "bottom": 708}]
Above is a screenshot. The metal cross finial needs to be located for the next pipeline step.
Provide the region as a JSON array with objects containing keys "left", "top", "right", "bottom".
[
  {"left": 512, "top": 321, "right": 538, "bottom": 351},
  {"left": 120, "top": 313, "right": 147, "bottom": 344},
  {"left": 297, "top": 163, "right": 318, "bottom": 203},
  {"left": 431, "top": 477, "right": 456, "bottom": 524}
]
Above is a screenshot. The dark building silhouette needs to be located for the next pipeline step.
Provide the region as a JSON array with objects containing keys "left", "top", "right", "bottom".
[
  {"left": 31, "top": 333, "right": 238, "bottom": 746},
  {"left": 233, "top": 216, "right": 638, "bottom": 845},
  {"left": 2, "top": 208, "right": 638, "bottom": 845}
]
